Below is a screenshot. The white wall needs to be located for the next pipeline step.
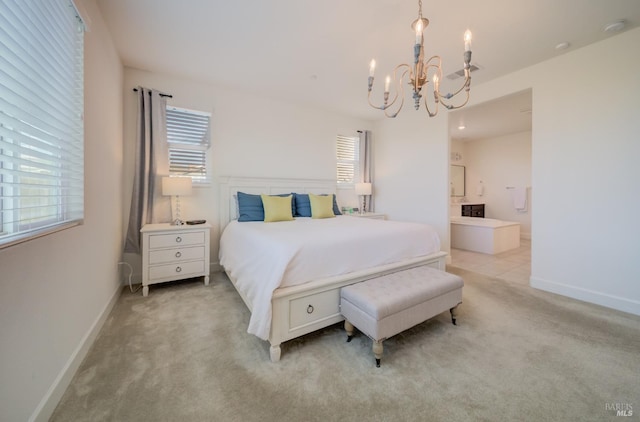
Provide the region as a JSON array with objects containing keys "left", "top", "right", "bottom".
[
  {"left": 0, "top": 1, "right": 124, "bottom": 421},
  {"left": 528, "top": 28, "right": 640, "bottom": 315},
  {"left": 373, "top": 110, "right": 450, "bottom": 252},
  {"left": 376, "top": 27, "right": 640, "bottom": 316},
  {"left": 122, "top": 68, "right": 372, "bottom": 276},
  {"left": 462, "top": 131, "right": 532, "bottom": 238}
]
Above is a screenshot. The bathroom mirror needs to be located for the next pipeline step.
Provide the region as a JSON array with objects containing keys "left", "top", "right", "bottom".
[{"left": 451, "top": 165, "right": 465, "bottom": 197}]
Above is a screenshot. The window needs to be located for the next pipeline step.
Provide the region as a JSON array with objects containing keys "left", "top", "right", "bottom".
[
  {"left": 0, "top": 0, "right": 85, "bottom": 248},
  {"left": 336, "top": 134, "right": 360, "bottom": 186},
  {"left": 166, "top": 106, "right": 211, "bottom": 184}
]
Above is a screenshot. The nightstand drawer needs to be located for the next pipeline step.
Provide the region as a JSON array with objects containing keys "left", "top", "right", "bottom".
[
  {"left": 148, "top": 260, "right": 205, "bottom": 280},
  {"left": 149, "top": 231, "right": 204, "bottom": 249},
  {"left": 149, "top": 246, "right": 205, "bottom": 264}
]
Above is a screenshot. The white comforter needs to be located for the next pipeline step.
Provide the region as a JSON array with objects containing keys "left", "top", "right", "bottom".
[{"left": 219, "top": 216, "right": 441, "bottom": 340}]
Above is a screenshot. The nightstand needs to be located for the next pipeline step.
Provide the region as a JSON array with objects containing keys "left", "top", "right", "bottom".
[
  {"left": 140, "top": 222, "right": 211, "bottom": 296},
  {"left": 349, "top": 212, "right": 386, "bottom": 220}
]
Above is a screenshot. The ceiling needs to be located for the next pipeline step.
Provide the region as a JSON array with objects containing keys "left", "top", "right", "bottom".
[
  {"left": 449, "top": 89, "right": 532, "bottom": 141},
  {"left": 96, "top": 0, "right": 640, "bottom": 138}
]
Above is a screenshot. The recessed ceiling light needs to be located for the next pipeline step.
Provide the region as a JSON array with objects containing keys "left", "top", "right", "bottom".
[
  {"left": 604, "top": 20, "right": 625, "bottom": 33},
  {"left": 555, "top": 42, "right": 570, "bottom": 51},
  {"left": 458, "top": 125, "right": 466, "bottom": 130}
]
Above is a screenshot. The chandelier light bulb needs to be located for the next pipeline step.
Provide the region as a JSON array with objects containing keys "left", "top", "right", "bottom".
[
  {"left": 415, "top": 20, "right": 423, "bottom": 44},
  {"left": 384, "top": 75, "right": 391, "bottom": 93},
  {"left": 369, "top": 59, "right": 376, "bottom": 77},
  {"left": 464, "top": 30, "right": 472, "bottom": 51}
]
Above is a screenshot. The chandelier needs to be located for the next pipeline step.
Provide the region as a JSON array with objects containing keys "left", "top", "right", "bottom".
[{"left": 367, "top": 0, "right": 473, "bottom": 118}]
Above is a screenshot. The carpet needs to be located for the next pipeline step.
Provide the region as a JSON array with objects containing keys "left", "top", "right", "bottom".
[{"left": 51, "top": 267, "right": 640, "bottom": 421}]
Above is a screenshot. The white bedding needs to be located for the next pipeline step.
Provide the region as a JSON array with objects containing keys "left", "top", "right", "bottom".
[{"left": 219, "top": 215, "right": 441, "bottom": 340}]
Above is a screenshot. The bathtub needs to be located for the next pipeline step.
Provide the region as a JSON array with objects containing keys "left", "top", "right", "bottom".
[{"left": 450, "top": 216, "right": 521, "bottom": 254}]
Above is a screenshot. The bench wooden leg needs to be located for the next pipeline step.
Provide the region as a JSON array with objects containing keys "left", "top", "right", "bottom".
[
  {"left": 344, "top": 320, "right": 355, "bottom": 342},
  {"left": 450, "top": 304, "right": 460, "bottom": 325},
  {"left": 373, "top": 340, "right": 383, "bottom": 367}
]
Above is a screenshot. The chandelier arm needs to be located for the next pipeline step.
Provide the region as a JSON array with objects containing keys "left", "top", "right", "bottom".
[
  {"left": 437, "top": 76, "right": 471, "bottom": 101},
  {"left": 436, "top": 77, "right": 471, "bottom": 109},
  {"left": 438, "top": 87, "right": 471, "bottom": 110},
  {"left": 384, "top": 67, "right": 410, "bottom": 118},
  {"left": 424, "top": 55, "right": 442, "bottom": 67},
  {"left": 367, "top": 91, "right": 389, "bottom": 111},
  {"left": 367, "top": 64, "right": 411, "bottom": 112},
  {"left": 423, "top": 93, "right": 439, "bottom": 117},
  {"left": 367, "top": 88, "right": 399, "bottom": 111}
]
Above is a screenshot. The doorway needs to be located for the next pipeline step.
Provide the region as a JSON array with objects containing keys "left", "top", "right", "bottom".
[{"left": 447, "top": 89, "right": 532, "bottom": 284}]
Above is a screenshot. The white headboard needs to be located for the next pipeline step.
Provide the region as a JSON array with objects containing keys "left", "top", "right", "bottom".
[{"left": 218, "top": 176, "right": 337, "bottom": 230}]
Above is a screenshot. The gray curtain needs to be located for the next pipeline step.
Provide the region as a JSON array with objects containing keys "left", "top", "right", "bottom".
[
  {"left": 359, "top": 130, "right": 374, "bottom": 212},
  {"left": 124, "top": 87, "right": 171, "bottom": 254}
]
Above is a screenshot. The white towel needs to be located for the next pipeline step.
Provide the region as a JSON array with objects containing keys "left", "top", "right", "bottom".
[{"left": 512, "top": 187, "right": 527, "bottom": 211}]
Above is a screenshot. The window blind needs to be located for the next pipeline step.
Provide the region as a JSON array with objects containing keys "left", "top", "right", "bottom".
[
  {"left": 166, "top": 106, "right": 211, "bottom": 183},
  {"left": 0, "top": 0, "right": 85, "bottom": 248},
  {"left": 336, "top": 135, "right": 360, "bottom": 185}
]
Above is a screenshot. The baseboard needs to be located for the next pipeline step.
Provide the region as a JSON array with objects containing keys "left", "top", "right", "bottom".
[
  {"left": 521, "top": 232, "right": 531, "bottom": 240},
  {"left": 530, "top": 276, "right": 640, "bottom": 317},
  {"left": 210, "top": 262, "right": 222, "bottom": 273},
  {"left": 29, "top": 285, "right": 122, "bottom": 422}
]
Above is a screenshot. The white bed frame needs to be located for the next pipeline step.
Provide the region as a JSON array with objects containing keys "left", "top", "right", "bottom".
[{"left": 218, "top": 176, "right": 447, "bottom": 362}]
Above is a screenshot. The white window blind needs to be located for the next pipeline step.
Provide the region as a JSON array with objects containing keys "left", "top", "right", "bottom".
[
  {"left": 336, "top": 135, "right": 360, "bottom": 185},
  {"left": 166, "top": 106, "right": 211, "bottom": 184},
  {"left": 0, "top": 0, "right": 85, "bottom": 249}
]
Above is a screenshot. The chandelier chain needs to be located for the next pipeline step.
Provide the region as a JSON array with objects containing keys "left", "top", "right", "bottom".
[{"left": 418, "top": 0, "right": 423, "bottom": 20}]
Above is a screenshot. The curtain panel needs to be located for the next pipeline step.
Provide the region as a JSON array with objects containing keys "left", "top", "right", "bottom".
[
  {"left": 124, "top": 88, "right": 171, "bottom": 253},
  {"left": 359, "top": 130, "right": 374, "bottom": 212}
]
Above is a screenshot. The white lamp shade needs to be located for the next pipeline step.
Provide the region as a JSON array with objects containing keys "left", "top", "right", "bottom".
[
  {"left": 355, "top": 182, "right": 372, "bottom": 196},
  {"left": 162, "top": 176, "right": 192, "bottom": 196}
]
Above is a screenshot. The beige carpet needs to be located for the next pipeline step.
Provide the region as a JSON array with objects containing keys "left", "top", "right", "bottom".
[{"left": 51, "top": 268, "right": 640, "bottom": 421}]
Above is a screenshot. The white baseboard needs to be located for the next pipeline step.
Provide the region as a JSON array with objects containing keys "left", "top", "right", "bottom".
[
  {"left": 30, "top": 285, "right": 122, "bottom": 422},
  {"left": 530, "top": 276, "right": 640, "bottom": 317}
]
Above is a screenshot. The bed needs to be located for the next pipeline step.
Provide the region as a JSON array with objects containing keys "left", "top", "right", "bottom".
[{"left": 218, "top": 176, "right": 447, "bottom": 362}]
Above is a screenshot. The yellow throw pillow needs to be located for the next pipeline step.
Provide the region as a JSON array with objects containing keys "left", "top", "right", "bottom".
[
  {"left": 261, "top": 194, "right": 294, "bottom": 222},
  {"left": 309, "top": 193, "right": 335, "bottom": 219}
]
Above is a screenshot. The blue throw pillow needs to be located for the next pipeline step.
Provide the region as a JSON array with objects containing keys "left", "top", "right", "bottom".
[
  {"left": 294, "top": 193, "right": 312, "bottom": 217},
  {"left": 237, "top": 192, "right": 296, "bottom": 222},
  {"left": 237, "top": 192, "right": 264, "bottom": 222},
  {"left": 294, "top": 193, "right": 341, "bottom": 217},
  {"left": 331, "top": 194, "right": 342, "bottom": 216}
]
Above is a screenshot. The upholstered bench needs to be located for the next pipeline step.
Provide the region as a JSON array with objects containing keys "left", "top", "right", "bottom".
[{"left": 340, "top": 266, "right": 463, "bottom": 367}]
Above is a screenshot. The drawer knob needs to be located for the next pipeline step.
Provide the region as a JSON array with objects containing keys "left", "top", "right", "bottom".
[
  {"left": 175, "top": 266, "right": 182, "bottom": 273},
  {"left": 175, "top": 236, "right": 182, "bottom": 243},
  {"left": 307, "top": 305, "right": 314, "bottom": 314},
  {"left": 175, "top": 251, "right": 182, "bottom": 258}
]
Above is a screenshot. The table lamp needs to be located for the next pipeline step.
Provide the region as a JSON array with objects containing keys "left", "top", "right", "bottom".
[
  {"left": 355, "top": 182, "right": 372, "bottom": 214},
  {"left": 162, "top": 176, "right": 192, "bottom": 225}
]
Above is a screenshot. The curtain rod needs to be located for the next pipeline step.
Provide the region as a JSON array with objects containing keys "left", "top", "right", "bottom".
[{"left": 132, "top": 88, "right": 173, "bottom": 98}]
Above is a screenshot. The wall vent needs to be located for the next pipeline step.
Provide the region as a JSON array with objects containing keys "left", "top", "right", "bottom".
[{"left": 446, "top": 64, "right": 481, "bottom": 80}]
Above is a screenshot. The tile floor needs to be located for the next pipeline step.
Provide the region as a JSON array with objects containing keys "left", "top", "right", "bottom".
[{"left": 448, "top": 238, "right": 531, "bottom": 285}]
